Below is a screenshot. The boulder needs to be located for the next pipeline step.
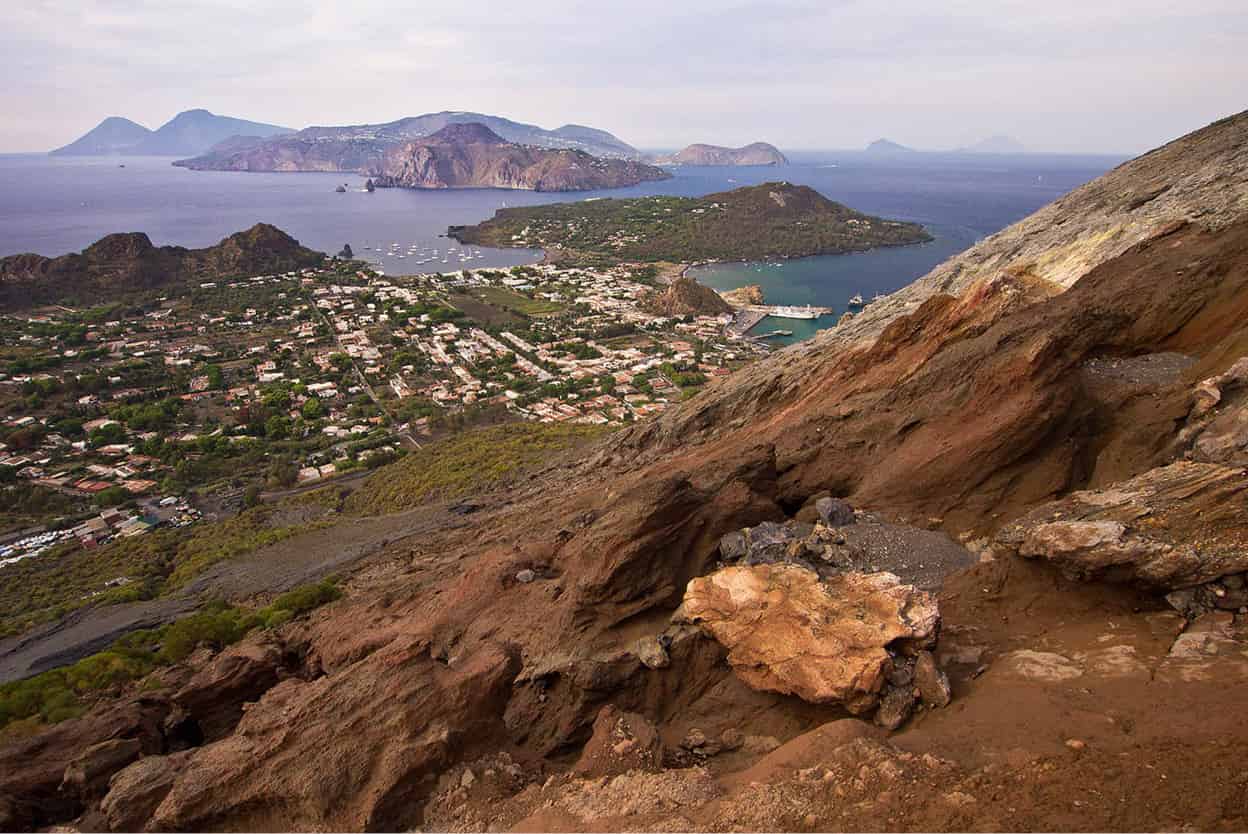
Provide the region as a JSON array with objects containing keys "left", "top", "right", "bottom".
[
  {"left": 572, "top": 705, "right": 664, "bottom": 778},
  {"left": 718, "top": 530, "right": 748, "bottom": 561},
  {"left": 816, "top": 496, "right": 856, "bottom": 527},
  {"left": 997, "top": 461, "right": 1248, "bottom": 588},
  {"left": 674, "top": 564, "right": 939, "bottom": 710},
  {"left": 634, "top": 635, "right": 670, "bottom": 669},
  {"left": 914, "top": 650, "right": 953, "bottom": 708},
  {"left": 874, "top": 685, "right": 916, "bottom": 730}
]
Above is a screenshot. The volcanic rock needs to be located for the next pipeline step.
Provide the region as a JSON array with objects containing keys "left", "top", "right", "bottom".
[
  {"left": 98, "top": 751, "right": 193, "bottom": 832},
  {"left": 572, "top": 705, "right": 664, "bottom": 778},
  {"left": 172, "top": 641, "right": 286, "bottom": 741},
  {"left": 146, "top": 641, "right": 520, "bottom": 831},
  {"left": 639, "top": 275, "right": 732, "bottom": 317},
  {"left": 674, "top": 564, "right": 939, "bottom": 711},
  {"left": 60, "top": 738, "right": 142, "bottom": 801},
  {"left": 914, "top": 650, "right": 953, "bottom": 708},
  {"left": 998, "top": 461, "right": 1248, "bottom": 588},
  {"left": 816, "top": 496, "right": 856, "bottom": 526}
]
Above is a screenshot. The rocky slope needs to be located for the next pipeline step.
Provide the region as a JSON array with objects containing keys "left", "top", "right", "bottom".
[
  {"left": 5, "top": 111, "right": 1248, "bottom": 832},
  {"left": 369, "top": 123, "right": 669, "bottom": 191},
  {"left": 658, "top": 142, "right": 788, "bottom": 166},
  {"left": 173, "top": 111, "right": 640, "bottom": 173},
  {"left": 639, "top": 276, "right": 732, "bottom": 317},
  {"left": 0, "top": 224, "right": 323, "bottom": 310}
]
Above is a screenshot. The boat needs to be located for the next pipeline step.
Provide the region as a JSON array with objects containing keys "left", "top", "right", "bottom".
[
  {"left": 768, "top": 305, "right": 820, "bottom": 320},
  {"left": 760, "top": 329, "right": 793, "bottom": 338},
  {"left": 848, "top": 294, "right": 864, "bottom": 306}
]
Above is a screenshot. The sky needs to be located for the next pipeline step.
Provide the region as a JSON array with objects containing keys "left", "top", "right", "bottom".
[{"left": 4, "top": 0, "right": 1246, "bottom": 154}]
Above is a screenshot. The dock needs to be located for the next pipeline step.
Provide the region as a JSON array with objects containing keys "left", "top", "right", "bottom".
[{"left": 727, "top": 309, "right": 768, "bottom": 336}]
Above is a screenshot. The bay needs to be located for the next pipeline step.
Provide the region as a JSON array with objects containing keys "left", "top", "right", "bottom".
[{"left": 0, "top": 151, "right": 1122, "bottom": 342}]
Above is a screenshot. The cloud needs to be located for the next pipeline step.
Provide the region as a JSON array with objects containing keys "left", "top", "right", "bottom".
[{"left": 2, "top": 0, "right": 1245, "bottom": 152}]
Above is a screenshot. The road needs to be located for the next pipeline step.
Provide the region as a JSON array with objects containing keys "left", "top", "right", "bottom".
[{"left": 309, "top": 293, "right": 422, "bottom": 450}]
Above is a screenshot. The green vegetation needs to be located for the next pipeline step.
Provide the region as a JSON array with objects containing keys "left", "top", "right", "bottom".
[
  {"left": 472, "top": 286, "right": 565, "bottom": 316},
  {"left": 0, "top": 580, "right": 341, "bottom": 732},
  {"left": 450, "top": 182, "right": 931, "bottom": 266},
  {"left": 344, "top": 422, "right": 610, "bottom": 515},
  {"left": 0, "top": 506, "right": 333, "bottom": 637}
]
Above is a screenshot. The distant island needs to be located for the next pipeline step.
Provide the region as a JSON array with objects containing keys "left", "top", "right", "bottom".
[
  {"left": 168, "top": 110, "right": 640, "bottom": 177},
  {"left": 865, "top": 138, "right": 916, "bottom": 154},
  {"left": 50, "top": 109, "right": 292, "bottom": 157},
  {"left": 179, "top": 122, "right": 669, "bottom": 192},
  {"left": 655, "top": 142, "right": 788, "bottom": 166},
  {"left": 449, "top": 182, "right": 931, "bottom": 266},
  {"left": 0, "top": 224, "right": 323, "bottom": 310}
]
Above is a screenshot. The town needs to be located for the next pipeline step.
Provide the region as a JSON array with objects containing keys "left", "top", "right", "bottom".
[{"left": 0, "top": 257, "right": 775, "bottom": 566}]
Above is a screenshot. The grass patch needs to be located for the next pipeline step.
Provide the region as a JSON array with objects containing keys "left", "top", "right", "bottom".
[
  {"left": 0, "top": 506, "right": 333, "bottom": 638},
  {"left": 472, "top": 286, "right": 565, "bottom": 317},
  {"left": 344, "top": 422, "right": 609, "bottom": 516},
  {"left": 0, "top": 580, "right": 341, "bottom": 733}
]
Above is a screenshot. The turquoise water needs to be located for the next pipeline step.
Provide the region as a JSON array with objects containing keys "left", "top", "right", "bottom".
[{"left": 692, "top": 222, "right": 973, "bottom": 345}]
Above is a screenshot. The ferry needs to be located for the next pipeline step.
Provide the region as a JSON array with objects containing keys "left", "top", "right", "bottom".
[
  {"left": 848, "top": 293, "right": 865, "bottom": 306},
  {"left": 769, "top": 304, "right": 820, "bottom": 320}
]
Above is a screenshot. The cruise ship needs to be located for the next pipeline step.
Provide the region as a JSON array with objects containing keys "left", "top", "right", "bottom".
[{"left": 768, "top": 304, "right": 821, "bottom": 320}]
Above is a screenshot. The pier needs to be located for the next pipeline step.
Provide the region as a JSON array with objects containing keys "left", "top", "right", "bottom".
[
  {"left": 727, "top": 309, "right": 768, "bottom": 336},
  {"left": 726, "top": 304, "right": 835, "bottom": 337}
]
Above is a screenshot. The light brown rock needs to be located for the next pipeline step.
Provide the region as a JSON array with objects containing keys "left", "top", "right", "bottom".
[{"left": 674, "top": 564, "right": 939, "bottom": 706}]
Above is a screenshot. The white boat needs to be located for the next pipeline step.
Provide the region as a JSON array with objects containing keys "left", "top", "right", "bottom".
[
  {"left": 848, "top": 294, "right": 865, "bottom": 306},
  {"left": 769, "top": 305, "right": 820, "bottom": 320}
]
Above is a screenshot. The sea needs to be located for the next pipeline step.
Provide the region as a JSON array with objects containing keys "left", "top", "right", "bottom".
[{"left": 0, "top": 151, "right": 1123, "bottom": 343}]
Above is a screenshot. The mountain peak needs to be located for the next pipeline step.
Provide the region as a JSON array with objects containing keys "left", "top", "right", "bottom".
[{"left": 424, "top": 122, "right": 508, "bottom": 145}]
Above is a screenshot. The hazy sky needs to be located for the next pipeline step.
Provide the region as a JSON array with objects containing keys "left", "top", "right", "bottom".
[{"left": 5, "top": 0, "right": 1245, "bottom": 153}]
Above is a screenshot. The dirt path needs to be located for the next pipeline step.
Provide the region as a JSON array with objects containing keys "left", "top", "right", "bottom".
[{"left": 0, "top": 496, "right": 496, "bottom": 685}]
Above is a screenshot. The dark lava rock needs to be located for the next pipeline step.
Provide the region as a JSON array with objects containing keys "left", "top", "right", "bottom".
[{"left": 816, "top": 496, "right": 856, "bottom": 527}]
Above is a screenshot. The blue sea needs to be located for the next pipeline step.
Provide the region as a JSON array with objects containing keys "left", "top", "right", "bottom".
[{"left": 0, "top": 151, "right": 1122, "bottom": 342}]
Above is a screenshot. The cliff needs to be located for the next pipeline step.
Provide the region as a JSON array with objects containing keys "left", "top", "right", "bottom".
[
  {"left": 371, "top": 123, "right": 670, "bottom": 191},
  {"left": 7, "top": 111, "right": 1248, "bottom": 833},
  {"left": 659, "top": 142, "right": 788, "bottom": 166},
  {"left": 0, "top": 224, "right": 323, "bottom": 310}
]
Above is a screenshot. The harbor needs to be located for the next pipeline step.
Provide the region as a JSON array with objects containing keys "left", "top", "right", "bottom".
[{"left": 727, "top": 304, "right": 835, "bottom": 338}]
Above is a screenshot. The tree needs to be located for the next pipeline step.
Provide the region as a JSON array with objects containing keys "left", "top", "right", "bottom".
[
  {"left": 301, "top": 398, "right": 324, "bottom": 420},
  {"left": 242, "top": 484, "right": 262, "bottom": 508},
  {"left": 94, "top": 486, "right": 128, "bottom": 507},
  {"left": 205, "top": 365, "right": 225, "bottom": 390},
  {"left": 265, "top": 415, "right": 291, "bottom": 440}
]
